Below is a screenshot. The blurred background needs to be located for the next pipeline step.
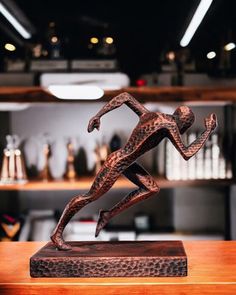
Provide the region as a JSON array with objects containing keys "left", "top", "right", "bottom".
[{"left": 0, "top": 0, "right": 235, "bottom": 243}]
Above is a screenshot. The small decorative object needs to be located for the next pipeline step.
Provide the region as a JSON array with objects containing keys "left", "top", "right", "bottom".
[
  {"left": 38, "top": 143, "right": 51, "bottom": 181},
  {"left": 49, "top": 139, "right": 68, "bottom": 180},
  {"left": 64, "top": 139, "right": 76, "bottom": 181},
  {"left": 0, "top": 135, "right": 27, "bottom": 184},
  {"left": 23, "top": 136, "right": 42, "bottom": 178},
  {"left": 0, "top": 214, "right": 24, "bottom": 241},
  {"left": 109, "top": 133, "right": 122, "bottom": 152},
  {"left": 94, "top": 138, "right": 110, "bottom": 174},
  {"left": 134, "top": 212, "right": 151, "bottom": 233},
  {"left": 30, "top": 92, "right": 217, "bottom": 277}
]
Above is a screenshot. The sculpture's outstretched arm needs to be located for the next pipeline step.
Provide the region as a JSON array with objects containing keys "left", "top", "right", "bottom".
[
  {"left": 167, "top": 113, "right": 217, "bottom": 160},
  {"left": 88, "top": 92, "right": 149, "bottom": 132}
]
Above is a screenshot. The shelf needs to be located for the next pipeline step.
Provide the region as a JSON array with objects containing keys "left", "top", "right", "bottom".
[
  {"left": 0, "top": 241, "right": 236, "bottom": 294},
  {"left": 106, "top": 86, "right": 236, "bottom": 103},
  {"left": 0, "top": 86, "right": 236, "bottom": 103},
  {"left": 0, "top": 177, "right": 233, "bottom": 191}
]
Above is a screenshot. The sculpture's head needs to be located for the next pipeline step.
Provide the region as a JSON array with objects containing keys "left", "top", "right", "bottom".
[{"left": 173, "top": 106, "right": 195, "bottom": 134}]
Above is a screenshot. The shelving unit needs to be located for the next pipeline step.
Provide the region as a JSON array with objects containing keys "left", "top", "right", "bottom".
[{"left": 0, "top": 86, "right": 235, "bottom": 241}]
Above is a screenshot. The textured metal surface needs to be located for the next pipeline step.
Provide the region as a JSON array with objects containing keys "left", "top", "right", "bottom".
[
  {"left": 51, "top": 92, "right": 217, "bottom": 250},
  {"left": 30, "top": 241, "right": 187, "bottom": 277}
]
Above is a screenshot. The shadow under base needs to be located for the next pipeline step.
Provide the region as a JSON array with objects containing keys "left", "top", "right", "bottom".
[{"left": 30, "top": 241, "right": 187, "bottom": 277}]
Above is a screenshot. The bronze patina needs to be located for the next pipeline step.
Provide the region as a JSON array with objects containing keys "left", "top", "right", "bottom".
[{"left": 51, "top": 92, "right": 217, "bottom": 251}]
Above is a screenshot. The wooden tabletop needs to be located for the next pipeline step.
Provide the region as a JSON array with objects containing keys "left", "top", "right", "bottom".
[{"left": 0, "top": 241, "right": 235, "bottom": 294}]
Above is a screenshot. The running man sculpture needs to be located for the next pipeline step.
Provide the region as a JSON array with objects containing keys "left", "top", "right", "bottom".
[{"left": 51, "top": 92, "right": 217, "bottom": 250}]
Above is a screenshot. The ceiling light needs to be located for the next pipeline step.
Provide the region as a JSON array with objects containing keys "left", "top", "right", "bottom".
[
  {"left": 180, "top": 0, "right": 213, "bottom": 47},
  {"left": 0, "top": 103, "right": 30, "bottom": 111},
  {"left": 0, "top": 2, "right": 31, "bottom": 39},
  {"left": 42, "top": 50, "right": 48, "bottom": 56},
  {"left": 5, "top": 43, "right": 16, "bottom": 51},
  {"left": 47, "top": 85, "right": 104, "bottom": 100},
  {"left": 105, "top": 37, "right": 113, "bottom": 44},
  {"left": 207, "top": 51, "right": 216, "bottom": 59},
  {"left": 49, "top": 22, "right": 55, "bottom": 28},
  {"left": 166, "top": 51, "right": 175, "bottom": 61},
  {"left": 224, "top": 42, "right": 236, "bottom": 51},
  {"left": 51, "top": 36, "right": 58, "bottom": 43},
  {"left": 90, "top": 37, "right": 99, "bottom": 44}
]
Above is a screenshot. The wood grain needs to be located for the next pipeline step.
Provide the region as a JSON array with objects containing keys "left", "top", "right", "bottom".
[
  {"left": 0, "top": 86, "right": 236, "bottom": 103},
  {"left": 0, "top": 241, "right": 235, "bottom": 294},
  {"left": 0, "top": 177, "right": 232, "bottom": 191},
  {"left": 105, "top": 86, "right": 236, "bottom": 103}
]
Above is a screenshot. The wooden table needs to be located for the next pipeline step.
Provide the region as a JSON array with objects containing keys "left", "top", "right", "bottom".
[{"left": 0, "top": 241, "right": 235, "bottom": 294}]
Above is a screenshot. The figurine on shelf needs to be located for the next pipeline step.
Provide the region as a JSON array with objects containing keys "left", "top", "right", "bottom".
[
  {"left": 64, "top": 139, "right": 76, "bottom": 181},
  {"left": 38, "top": 143, "right": 51, "bottom": 182},
  {"left": 51, "top": 92, "right": 217, "bottom": 250},
  {"left": 109, "top": 133, "right": 122, "bottom": 152},
  {"left": 0, "top": 135, "right": 27, "bottom": 184},
  {"left": 94, "top": 138, "right": 110, "bottom": 174}
]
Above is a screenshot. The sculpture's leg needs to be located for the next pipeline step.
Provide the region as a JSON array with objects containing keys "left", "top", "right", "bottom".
[
  {"left": 95, "top": 162, "right": 159, "bottom": 237},
  {"left": 50, "top": 163, "right": 123, "bottom": 250},
  {"left": 51, "top": 194, "right": 92, "bottom": 250}
]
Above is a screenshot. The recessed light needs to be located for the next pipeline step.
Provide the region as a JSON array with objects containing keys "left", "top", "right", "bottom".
[
  {"left": 224, "top": 42, "right": 236, "bottom": 51},
  {"left": 207, "top": 51, "right": 216, "bottom": 59},
  {"left": 5, "top": 43, "right": 16, "bottom": 51}
]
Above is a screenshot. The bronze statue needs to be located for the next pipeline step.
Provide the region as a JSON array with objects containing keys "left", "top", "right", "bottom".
[{"left": 51, "top": 92, "right": 217, "bottom": 250}]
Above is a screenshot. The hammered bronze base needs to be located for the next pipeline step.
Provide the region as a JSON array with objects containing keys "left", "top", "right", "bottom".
[{"left": 30, "top": 241, "right": 187, "bottom": 277}]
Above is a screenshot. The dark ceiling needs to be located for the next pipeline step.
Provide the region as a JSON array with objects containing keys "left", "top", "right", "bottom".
[{"left": 0, "top": 0, "right": 235, "bottom": 78}]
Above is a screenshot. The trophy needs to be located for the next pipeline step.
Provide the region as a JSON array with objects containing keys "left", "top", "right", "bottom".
[
  {"left": 64, "top": 139, "right": 76, "bottom": 181},
  {"left": 30, "top": 92, "right": 217, "bottom": 277},
  {"left": 94, "top": 138, "right": 110, "bottom": 174},
  {"left": 0, "top": 135, "right": 27, "bottom": 184}
]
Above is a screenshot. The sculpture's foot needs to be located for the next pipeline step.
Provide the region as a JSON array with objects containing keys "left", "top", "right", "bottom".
[
  {"left": 95, "top": 210, "right": 110, "bottom": 237},
  {"left": 50, "top": 233, "right": 72, "bottom": 251}
]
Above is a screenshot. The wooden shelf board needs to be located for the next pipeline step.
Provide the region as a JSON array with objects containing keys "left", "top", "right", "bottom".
[
  {"left": 105, "top": 86, "right": 236, "bottom": 103},
  {"left": 0, "top": 241, "right": 236, "bottom": 294},
  {"left": 0, "top": 177, "right": 233, "bottom": 191},
  {"left": 0, "top": 86, "right": 236, "bottom": 103}
]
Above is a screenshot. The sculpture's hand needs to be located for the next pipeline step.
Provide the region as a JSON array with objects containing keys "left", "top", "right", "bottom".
[
  {"left": 88, "top": 116, "right": 101, "bottom": 132},
  {"left": 204, "top": 113, "right": 217, "bottom": 131}
]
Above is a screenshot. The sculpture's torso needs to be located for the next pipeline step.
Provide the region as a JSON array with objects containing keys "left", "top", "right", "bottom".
[{"left": 104, "top": 112, "right": 172, "bottom": 172}]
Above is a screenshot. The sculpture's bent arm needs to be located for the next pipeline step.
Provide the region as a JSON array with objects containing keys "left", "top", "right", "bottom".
[
  {"left": 97, "top": 92, "right": 149, "bottom": 118},
  {"left": 88, "top": 92, "right": 150, "bottom": 132},
  {"left": 167, "top": 115, "right": 217, "bottom": 160}
]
